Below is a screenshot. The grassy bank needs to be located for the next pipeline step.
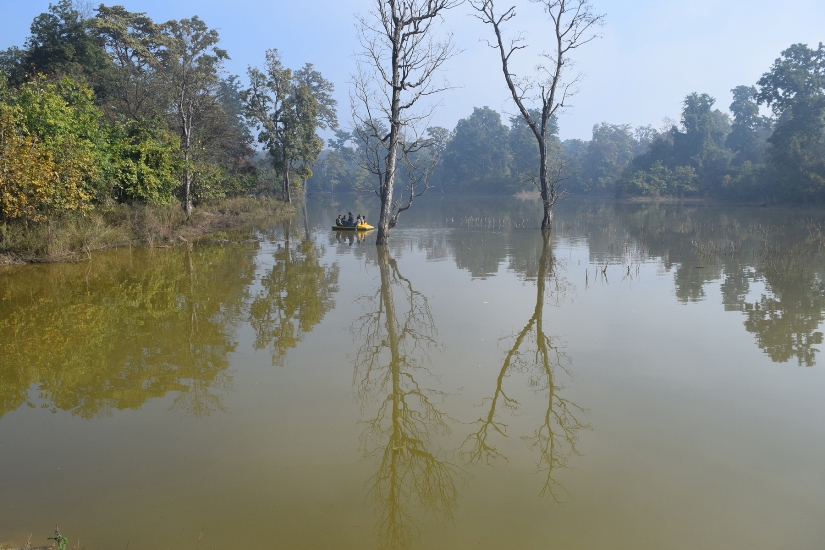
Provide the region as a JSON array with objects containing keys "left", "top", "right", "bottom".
[{"left": 0, "top": 197, "right": 294, "bottom": 265}]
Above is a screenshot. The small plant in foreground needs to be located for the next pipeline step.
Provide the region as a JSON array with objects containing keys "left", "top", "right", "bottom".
[{"left": 46, "top": 526, "right": 66, "bottom": 550}]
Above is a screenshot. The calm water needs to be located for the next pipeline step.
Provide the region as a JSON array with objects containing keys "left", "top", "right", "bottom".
[{"left": 1, "top": 197, "right": 824, "bottom": 549}]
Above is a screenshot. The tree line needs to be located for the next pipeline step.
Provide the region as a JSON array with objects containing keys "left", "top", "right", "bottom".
[
  {"left": 601, "top": 43, "right": 825, "bottom": 204},
  {"left": 310, "top": 42, "right": 825, "bottom": 205},
  {"left": 0, "top": 0, "right": 335, "bottom": 225}
]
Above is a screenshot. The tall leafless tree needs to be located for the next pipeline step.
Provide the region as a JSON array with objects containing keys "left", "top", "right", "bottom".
[
  {"left": 470, "top": 0, "right": 603, "bottom": 230},
  {"left": 352, "top": 0, "right": 461, "bottom": 245}
]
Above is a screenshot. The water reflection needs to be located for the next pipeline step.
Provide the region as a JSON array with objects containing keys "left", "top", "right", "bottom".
[
  {"left": 353, "top": 246, "right": 460, "bottom": 550},
  {"left": 723, "top": 267, "right": 825, "bottom": 366},
  {"left": 462, "top": 233, "right": 585, "bottom": 499},
  {"left": 336, "top": 230, "right": 370, "bottom": 247},
  {"left": 0, "top": 243, "right": 257, "bottom": 419},
  {"left": 249, "top": 220, "right": 340, "bottom": 366},
  {"left": 565, "top": 202, "right": 825, "bottom": 366}
]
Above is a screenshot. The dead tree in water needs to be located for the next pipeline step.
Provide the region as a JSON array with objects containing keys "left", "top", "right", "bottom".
[
  {"left": 470, "top": 0, "right": 603, "bottom": 231},
  {"left": 352, "top": 0, "right": 460, "bottom": 245}
]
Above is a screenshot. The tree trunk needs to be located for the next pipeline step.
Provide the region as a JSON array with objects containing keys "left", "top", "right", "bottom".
[
  {"left": 376, "top": 179, "right": 394, "bottom": 245},
  {"left": 375, "top": 23, "right": 403, "bottom": 246},
  {"left": 375, "top": 126, "right": 399, "bottom": 245},
  {"left": 183, "top": 131, "right": 193, "bottom": 215},
  {"left": 541, "top": 203, "right": 554, "bottom": 231},
  {"left": 283, "top": 160, "right": 292, "bottom": 204},
  {"left": 538, "top": 136, "right": 553, "bottom": 230},
  {"left": 302, "top": 187, "right": 310, "bottom": 240}
]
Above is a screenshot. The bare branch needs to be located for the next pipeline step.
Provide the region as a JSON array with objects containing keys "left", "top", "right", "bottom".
[
  {"left": 352, "top": 0, "right": 462, "bottom": 244},
  {"left": 470, "top": 0, "right": 603, "bottom": 230}
]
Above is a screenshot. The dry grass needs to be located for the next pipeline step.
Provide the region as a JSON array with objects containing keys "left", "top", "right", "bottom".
[{"left": 0, "top": 197, "right": 293, "bottom": 265}]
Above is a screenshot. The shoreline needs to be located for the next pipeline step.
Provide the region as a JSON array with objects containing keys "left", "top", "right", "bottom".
[
  {"left": 0, "top": 197, "right": 294, "bottom": 267},
  {"left": 510, "top": 190, "right": 792, "bottom": 207}
]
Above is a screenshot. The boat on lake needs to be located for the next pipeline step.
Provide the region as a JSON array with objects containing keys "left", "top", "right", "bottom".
[{"left": 332, "top": 222, "right": 374, "bottom": 231}]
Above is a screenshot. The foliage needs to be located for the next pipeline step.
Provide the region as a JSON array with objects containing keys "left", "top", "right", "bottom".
[
  {"left": 3, "top": 0, "right": 111, "bottom": 88},
  {"left": 726, "top": 85, "right": 771, "bottom": 165},
  {"left": 0, "top": 2, "right": 280, "bottom": 224},
  {"left": 0, "top": 103, "right": 65, "bottom": 221},
  {"left": 618, "top": 161, "right": 697, "bottom": 197},
  {"left": 572, "top": 123, "right": 637, "bottom": 195},
  {"left": 244, "top": 50, "right": 336, "bottom": 203},
  {"left": 440, "top": 107, "right": 512, "bottom": 193},
  {"left": 0, "top": 78, "right": 96, "bottom": 221},
  {"left": 107, "top": 122, "right": 181, "bottom": 204},
  {"left": 757, "top": 43, "right": 825, "bottom": 202},
  {"left": 48, "top": 527, "right": 68, "bottom": 550}
]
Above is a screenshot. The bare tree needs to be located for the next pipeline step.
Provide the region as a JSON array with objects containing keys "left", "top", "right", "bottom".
[
  {"left": 470, "top": 0, "right": 603, "bottom": 230},
  {"left": 352, "top": 0, "right": 461, "bottom": 245}
]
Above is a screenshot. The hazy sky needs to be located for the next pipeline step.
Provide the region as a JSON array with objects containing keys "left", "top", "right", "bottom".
[{"left": 1, "top": 0, "right": 823, "bottom": 140}]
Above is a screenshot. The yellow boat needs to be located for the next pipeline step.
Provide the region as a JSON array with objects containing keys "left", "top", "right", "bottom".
[{"left": 332, "top": 223, "right": 374, "bottom": 231}]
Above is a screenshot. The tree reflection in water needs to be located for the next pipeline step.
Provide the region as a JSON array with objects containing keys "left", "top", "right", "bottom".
[
  {"left": 249, "top": 220, "right": 340, "bottom": 366},
  {"left": 0, "top": 243, "right": 257, "bottom": 419},
  {"left": 352, "top": 246, "right": 461, "bottom": 550},
  {"left": 462, "top": 233, "right": 586, "bottom": 500}
]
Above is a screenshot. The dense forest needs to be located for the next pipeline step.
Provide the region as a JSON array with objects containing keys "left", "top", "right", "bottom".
[
  {"left": 0, "top": 1, "right": 333, "bottom": 226},
  {"left": 310, "top": 43, "right": 825, "bottom": 204},
  {"left": 2, "top": 0, "right": 824, "bottom": 230}
]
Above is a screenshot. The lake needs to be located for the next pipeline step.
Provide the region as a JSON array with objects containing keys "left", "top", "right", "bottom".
[{"left": 1, "top": 196, "right": 824, "bottom": 549}]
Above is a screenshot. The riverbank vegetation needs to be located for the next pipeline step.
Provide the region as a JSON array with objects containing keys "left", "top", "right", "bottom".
[
  {"left": 0, "top": 1, "right": 330, "bottom": 261},
  {"left": 0, "top": 197, "right": 291, "bottom": 264}
]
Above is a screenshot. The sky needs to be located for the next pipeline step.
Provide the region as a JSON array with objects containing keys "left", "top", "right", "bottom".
[{"left": 1, "top": 0, "right": 823, "bottom": 140}]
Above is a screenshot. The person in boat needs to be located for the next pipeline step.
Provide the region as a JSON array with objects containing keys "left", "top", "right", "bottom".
[
  {"left": 335, "top": 215, "right": 343, "bottom": 226},
  {"left": 356, "top": 214, "right": 363, "bottom": 225},
  {"left": 347, "top": 212, "right": 354, "bottom": 226}
]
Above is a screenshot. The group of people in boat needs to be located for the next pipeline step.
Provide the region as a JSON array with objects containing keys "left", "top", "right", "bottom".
[{"left": 336, "top": 211, "right": 367, "bottom": 227}]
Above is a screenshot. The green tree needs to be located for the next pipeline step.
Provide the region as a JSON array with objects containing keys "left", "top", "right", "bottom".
[
  {"left": 0, "top": 101, "right": 67, "bottom": 221},
  {"left": 440, "top": 107, "right": 511, "bottom": 193},
  {"left": 620, "top": 93, "right": 731, "bottom": 197},
  {"left": 757, "top": 43, "right": 825, "bottom": 202},
  {"left": 92, "top": 5, "right": 169, "bottom": 122},
  {"left": 726, "top": 85, "right": 771, "bottom": 165},
  {"left": 244, "top": 50, "right": 337, "bottom": 204},
  {"left": 106, "top": 122, "right": 180, "bottom": 204},
  {"left": 162, "top": 16, "right": 228, "bottom": 213},
  {"left": 4, "top": 0, "right": 111, "bottom": 88},
  {"left": 0, "top": 75, "right": 112, "bottom": 218},
  {"left": 674, "top": 93, "right": 731, "bottom": 191},
  {"left": 580, "top": 123, "right": 636, "bottom": 195}
]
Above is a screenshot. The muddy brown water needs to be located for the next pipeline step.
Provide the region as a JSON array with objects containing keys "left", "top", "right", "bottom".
[{"left": 1, "top": 197, "right": 824, "bottom": 549}]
